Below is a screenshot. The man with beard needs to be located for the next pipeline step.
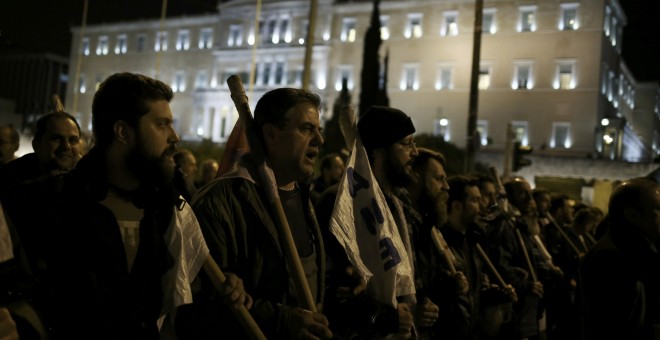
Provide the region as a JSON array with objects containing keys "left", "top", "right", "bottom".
[
  {"left": 5, "top": 73, "right": 250, "bottom": 339},
  {"left": 180, "top": 88, "right": 332, "bottom": 339},
  {"left": 0, "top": 112, "right": 81, "bottom": 193},
  {"left": 319, "top": 106, "right": 439, "bottom": 338},
  {"left": 489, "top": 178, "right": 549, "bottom": 340}
]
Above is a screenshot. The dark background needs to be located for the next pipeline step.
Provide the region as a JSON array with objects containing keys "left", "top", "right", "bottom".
[{"left": 1, "top": 0, "right": 658, "bottom": 81}]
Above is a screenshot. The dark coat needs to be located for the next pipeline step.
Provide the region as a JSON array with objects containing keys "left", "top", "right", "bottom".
[
  {"left": 5, "top": 149, "right": 182, "bottom": 339},
  {"left": 579, "top": 223, "right": 660, "bottom": 340},
  {"left": 180, "top": 171, "right": 326, "bottom": 339}
]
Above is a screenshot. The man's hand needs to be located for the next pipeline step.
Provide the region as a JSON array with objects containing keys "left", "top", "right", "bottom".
[
  {"left": 530, "top": 281, "right": 544, "bottom": 298},
  {"left": 335, "top": 266, "right": 366, "bottom": 300},
  {"left": 503, "top": 284, "right": 518, "bottom": 303},
  {"left": 220, "top": 273, "right": 253, "bottom": 310},
  {"left": 416, "top": 298, "right": 439, "bottom": 328},
  {"left": 452, "top": 271, "right": 470, "bottom": 295},
  {"left": 0, "top": 308, "right": 18, "bottom": 340},
  {"left": 397, "top": 303, "right": 414, "bottom": 339},
  {"left": 288, "top": 308, "right": 333, "bottom": 340}
]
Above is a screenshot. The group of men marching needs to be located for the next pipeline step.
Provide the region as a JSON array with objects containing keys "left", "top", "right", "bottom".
[{"left": 0, "top": 73, "right": 658, "bottom": 339}]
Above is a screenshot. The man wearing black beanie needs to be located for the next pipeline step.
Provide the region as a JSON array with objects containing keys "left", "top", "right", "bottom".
[{"left": 320, "top": 105, "right": 439, "bottom": 338}]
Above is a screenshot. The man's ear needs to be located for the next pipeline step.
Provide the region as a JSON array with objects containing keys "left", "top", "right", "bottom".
[
  {"left": 451, "top": 200, "right": 462, "bottom": 214},
  {"left": 114, "top": 120, "right": 134, "bottom": 145},
  {"left": 623, "top": 206, "right": 641, "bottom": 225},
  {"left": 263, "top": 123, "right": 277, "bottom": 144}
]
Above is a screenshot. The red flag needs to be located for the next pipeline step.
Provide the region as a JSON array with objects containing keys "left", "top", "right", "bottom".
[{"left": 216, "top": 116, "right": 250, "bottom": 178}]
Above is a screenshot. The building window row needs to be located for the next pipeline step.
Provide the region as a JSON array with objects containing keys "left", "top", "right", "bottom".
[
  {"left": 393, "top": 60, "right": 577, "bottom": 92},
  {"left": 338, "top": 3, "right": 579, "bottom": 43},
  {"left": 432, "top": 119, "right": 572, "bottom": 149},
  {"left": 82, "top": 28, "right": 214, "bottom": 56}
]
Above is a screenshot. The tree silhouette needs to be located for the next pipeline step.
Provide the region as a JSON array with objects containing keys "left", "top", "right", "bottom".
[{"left": 359, "top": 0, "right": 387, "bottom": 117}]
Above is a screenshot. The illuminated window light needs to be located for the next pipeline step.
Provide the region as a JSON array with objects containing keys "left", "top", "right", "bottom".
[{"left": 601, "top": 118, "right": 609, "bottom": 126}]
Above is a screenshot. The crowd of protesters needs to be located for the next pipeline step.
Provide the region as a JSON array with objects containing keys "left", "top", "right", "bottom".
[{"left": 0, "top": 72, "right": 658, "bottom": 340}]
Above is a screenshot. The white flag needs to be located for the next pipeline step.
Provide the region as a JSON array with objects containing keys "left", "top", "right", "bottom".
[
  {"left": 329, "top": 135, "right": 415, "bottom": 308},
  {"left": 158, "top": 198, "right": 210, "bottom": 336}
]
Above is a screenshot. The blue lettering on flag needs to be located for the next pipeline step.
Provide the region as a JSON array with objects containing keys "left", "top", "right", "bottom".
[
  {"left": 347, "top": 167, "right": 370, "bottom": 197},
  {"left": 380, "top": 237, "right": 401, "bottom": 271}
]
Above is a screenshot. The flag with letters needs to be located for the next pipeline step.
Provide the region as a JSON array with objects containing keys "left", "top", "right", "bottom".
[{"left": 329, "top": 123, "right": 415, "bottom": 308}]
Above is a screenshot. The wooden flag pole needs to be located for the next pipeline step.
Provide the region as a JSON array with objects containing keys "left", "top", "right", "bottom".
[
  {"left": 431, "top": 228, "right": 457, "bottom": 275},
  {"left": 226, "top": 75, "right": 317, "bottom": 313},
  {"left": 475, "top": 244, "right": 507, "bottom": 288},
  {"left": 202, "top": 256, "right": 266, "bottom": 340}
]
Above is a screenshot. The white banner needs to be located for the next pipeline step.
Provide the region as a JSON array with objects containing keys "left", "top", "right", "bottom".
[{"left": 329, "top": 135, "right": 415, "bottom": 308}]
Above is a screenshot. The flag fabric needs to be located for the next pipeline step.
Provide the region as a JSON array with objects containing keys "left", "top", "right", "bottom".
[
  {"left": 216, "top": 116, "right": 250, "bottom": 178},
  {"left": 158, "top": 198, "right": 210, "bottom": 335},
  {"left": 329, "top": 134, "right": 415, "bottom": 308}
]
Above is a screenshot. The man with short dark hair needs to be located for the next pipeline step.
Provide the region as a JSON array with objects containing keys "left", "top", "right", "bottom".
[
  {"left": 0, "top": 112, "right": 81, "bottom": 192},
  {"left": 493, "top": 178, "right": 548, "bottom": 339},
  {"left": 9, "top": 72, "right": 248, "bottom": 338},
  {"left": 310, "top": 153, "right": 345, "bottom": 204},
  {"left": 195, "top": 158, "right": 219, "bottom": 188},
  {"left": 579, "top": 178, "right": 660, "bottom": 339},
  {"left": 173, "top": 149, "right": 198, "bottom": 201},
  {"left": 185, "top": 87, "right": 332, "bottom": 339}
]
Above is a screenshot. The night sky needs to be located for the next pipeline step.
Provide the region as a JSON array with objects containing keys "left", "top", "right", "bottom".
[{"left": 1, "top": 0, "right": 659, "bottom": 81}]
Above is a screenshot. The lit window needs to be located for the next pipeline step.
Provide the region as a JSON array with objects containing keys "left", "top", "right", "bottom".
[
  {"left": 335, "top": 65, "right": 354, "bottom": 91},
  {"left": 228, "top": 25, "right": 242, "bottom": 47},
  {"left": 293, "top": 68, "right": 303, "bottom": 86},
  {"left": 434, "top": 118, "right": 450, "bottom": 141},
  {"left": 513, "top": 62, "right": 533, "bottom": 89},
  {"left": 405, "top": 13, "right": 423, "bottom": 38},
  {"left": 601, "top": 65, "right": 608, "bottom": 95},
  {"left": 380, "top": 16, "right": 390, "bottom": 40},
  {"left": 199, "top": 28, "right": 213, "bottom": 49},
  {"left": 262, "top": 62, "right": 272, "bottom": 85},
  {"left": 560, "top": 3, "right": 579, "bottom": 30},
  {"left": 519, "top": 6, "right": 537, "bottom": 32},
  {"left": 511, "top": 121, "right": 529, "bottom": 145},
  {"left": 555, "top": 61, "right": 576, "bottom": 90},
  {"left": 604, "top": 6, "right": 611, "bottom": 36},
  {"left": 82, "top": 37, "right": 90, "bottom": 56},
  {"left": 95, "top": 74, "right": 103, "bottom": 91},
  {"left": 195, "top": 71, "right": 208, "bottom": 89},
  {"left": 274, "top": 18, "right": 290, "bottom": 44},
  {"left": 263, "top": 19, "right": 277, "bottom": 44},
  {"left": 551, "top": 122, "right": 571, "bottom": 148},
  {"left": 610, "top": 16, "right": 618, "bottom": 46},
  {"left": 341, "top": 18, "right": 357, "bottom": 42},
  {"left": 115, "top": 34, "right": 127, "bottom": 54},
  {"left": 78, "top": 74, "right": 86, "bottom": 93},
  {"left": 136, "top": 34, "right": 146, "bottom": 52},
  {"left": 96, "top": 36, "right": 109, "bottom": 55},
  {"left": 299, "top": 20, "right": 309, "bottom": 45},
  {"left": 400, "top": 64, "right": 419, "bottom": 91},
  {"left": 442, "top": 11, "right": 459, "bottom": 36},
  {"left": 483, "top": 9, "right": 496, "bottom": 34},
  {"left": 435, "top": 65, "right": 453, "bottom": 90},
  {"left": 172, "top": 71, "right": 186, "bottom": 92},
  {"left": 274, "top": 61, "right": 286, "bottom": 85},
  {"left": 155, "top": 31, "right": 168, "bottom": 52},
  {"left": 477, "top": 120, "right": 489, "bottom": 146},
  {"left": 176, "top": 30, "right": 190, "bottom": 51},
  {"left": 478, "top": 65, "right": 491, "bottom": 90}
]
